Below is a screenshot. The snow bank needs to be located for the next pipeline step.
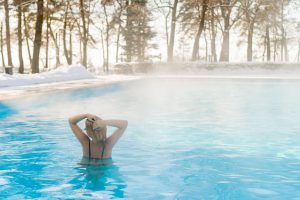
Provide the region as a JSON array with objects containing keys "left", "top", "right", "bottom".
[{"left": 0, "top": 65, "right": 95, "bottom": 88}]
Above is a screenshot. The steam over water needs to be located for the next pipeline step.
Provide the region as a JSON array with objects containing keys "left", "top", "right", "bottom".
[{"left": 1, "top": 78, "right": 300, "bottom": 199}]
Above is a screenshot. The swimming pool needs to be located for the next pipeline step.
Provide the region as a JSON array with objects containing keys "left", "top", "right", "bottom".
[{"left": 1, "top": 78, "right": 300, "bottom": 199}]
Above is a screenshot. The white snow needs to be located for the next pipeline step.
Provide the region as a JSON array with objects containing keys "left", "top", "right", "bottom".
[
  {"left": 0, "top": 65, "right": 95, "bottom": 87},
  {"left": 0, "top": 64, "right": 140, "bottom": 100}
]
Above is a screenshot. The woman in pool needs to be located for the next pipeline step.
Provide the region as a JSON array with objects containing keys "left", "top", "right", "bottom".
[{"left": 68, "top": 114, "right": 128, "bottom": 164}]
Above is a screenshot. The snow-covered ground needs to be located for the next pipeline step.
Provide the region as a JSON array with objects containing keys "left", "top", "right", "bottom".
[
  {"left": 0, "top": 65, "right": 139, "bottom": 100},
  {"left": 1, "top": 63, "right": 300, "bottom": 100},
  {"left": 0, "top": 65, "right": 95, "bottom": 87}
]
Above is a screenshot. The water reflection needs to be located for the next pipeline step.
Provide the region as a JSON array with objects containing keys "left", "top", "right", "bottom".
[{"left": 70, "top": 160, "right": 127, "bottom": 198}]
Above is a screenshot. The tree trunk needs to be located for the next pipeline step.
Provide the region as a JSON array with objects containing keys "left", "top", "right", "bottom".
[
  {"left": 49, "top": 24, "right": 61, "bottom": 67},
  {"left": 219, "top": 16, "right": 230, "bottom": 62},
  {"left": 103, "top": 4, "right": 109, "bottom": 72},
  {"left": 116, "top": 22, "right": 121, "bottom": 63},
  {"left": 164, "top": 13, "right": 169, "bottom": 57},
  {"left": 55, "top": 33, "right": 60, "bottom": 68},
  {"left": 63, "top": 2, "right": 72, "bottom": 65},
  {"left": 262, "top": 35, "right": 266, "bottom": 61},
  {"left": 0, "top": 22, "right": 5, "bottom": 68},
  {"left": 167, "top": 0, "right": 178, "bottom": 62},
  {"left": 137, "top": 24, "right": 142, "bottom": 61},
  {"left": 204, "top": 30, "right": 208, "bottom": 61},
  {"left": 45, "top": 1, "right": 49, "bottom": 69},
  {"left": 280, "top": 1, "right": 284, "bottom": 62},
  {"left": 4, "top": 0, "right": 13, "bottom": 68},
  {"left": 191, "top": 0, "right": 208, "bottom": 61},
  {"left": 115, "top": 3, "right": 123, "bottom": 64},
  {"left": 281, "top": 29, "right": 284, "bottom": 61},
  {"left": 273, "top": 33, "right": 277, "bottom": 61},
  {"left": 79, "top": 30, "right": 82, "bottom": 63},
  {"left": 79, "top": 0, "right": 88, "bottom": 67},
  {"left": 266, "top": 25, "right": 270, "bottom": 61},
  {"left": 18, "top": 1, "right": 24, "bottom": 73},
  {"left": 86, "top": 0, "right": 92, "bottom": 67},
  {"left": 63, "top": 22, "right": 72, "bottom": 65},
  {"left": 31, "top": 0, "right": 44, "bottom": 74},
  {"left": 23, "top": 12, "right": 32, "bottom": 66},
  {"left": 142, "top": 32, "right": 146, "bottom": 61},
  {"left": 125, "top": 0, "right": 132, "bottom": 62},
  {"left": 247, "top": 21, "right": 254, "bottom": 62},
  {"left": 100, "top": 30, "right": 106, "bottom": 72},
  {"left": 284, "top": 31, "right": 288, "bottom": 61},
  {"left": 210, "top": 7, "right": 217, "bottom": 62},
  {"left": 69, "top": 28, "right": 73, "bottom": 64}
]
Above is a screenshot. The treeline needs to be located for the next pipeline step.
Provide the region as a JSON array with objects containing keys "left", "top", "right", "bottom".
[{"left": 0, "top": 0, "right": 299, "bottom": 74}]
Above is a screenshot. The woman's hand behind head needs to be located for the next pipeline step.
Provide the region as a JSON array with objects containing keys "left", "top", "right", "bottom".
[{"left": 86, "top": 114, "right": 98, "bottom": 122}]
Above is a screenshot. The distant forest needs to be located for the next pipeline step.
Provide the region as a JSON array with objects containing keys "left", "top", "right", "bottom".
[{"left": 0, "top": 0, "right": 299, "bottom": 74}]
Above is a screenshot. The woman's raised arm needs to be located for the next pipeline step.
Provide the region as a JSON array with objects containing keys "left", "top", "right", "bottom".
[
  {"left": 68, "top": 114, "right": 95, "bottom": 144},
  {"left": 105, "top": 120, "right": 128, "bottom": 147}
]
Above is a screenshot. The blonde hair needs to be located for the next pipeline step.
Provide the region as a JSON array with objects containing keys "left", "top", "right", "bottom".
[{"left": 85, "top": 119, "right": 107, "bottom": 142}]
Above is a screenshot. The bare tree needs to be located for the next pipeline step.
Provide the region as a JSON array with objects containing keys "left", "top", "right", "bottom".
[
  {"left": 181, "top": 0, "right": 212, "bottom": 61},
  {"left": 239, "top": 0, "right": 263, "bottom": 61},
  {"left": 191, "top": 0, "right": 208, "bottom": 61},
  {"left": 114, "top": 0, "right": 127, "bottom": 63},
  {"left": 31, "top": 0, "right": 44, "bottom": 73},
  {"left": 153, "top": 0, "right": 171, "bottom": 59},
  {"left": 257, "top": 0, "right": 281, "bottom": 62},
  {"left": 79, "top": 0, "right": 88, "bottom": 67},
  {"left": 280, "top": 0, "right": 290, "bottom": 61},
  {"left": 23, "top": 11, "right": 32, "bottom": 66},
  {"left": 0, "top": 21, "right": 5, "bottom": 68},
  {"left": 218, "top": 0, "right": 240, "bottom": 62},
  {"left": 48, "top": 24, "right": 61, "bottom": 68},
  {"left": 168, "top": 0, "right": 179, "bottom": 62},
  {"left": 47, "top": 1, "right": 69, "bottom": 68},
  {"left": 63, "top": 1, "right": 73, "bottom": 65},
  {"left": 153, "top": 0, "right": 179, "bottom": 62},
  {"left": 209, "top": 5, "right": 217, "bottom": 62},
  {"left": 4, "top": 0, "right": 13, "bottom": 70},
  {"left": 102, "top": 1, "right": 111, "bottom": 72},
  {"left": 16, "top": 0, "right": 24, "bottom": 73},
  {"left": 266, "top": 25, "right": 271, "bottom": 61},
  {"left": 45, "top": 0, "right": 49, "bottom": 69}
]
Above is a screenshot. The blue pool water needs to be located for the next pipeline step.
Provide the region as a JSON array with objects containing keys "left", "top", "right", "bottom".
[{"left": 1, "top": 78, "right": 300, "bottom": 199}]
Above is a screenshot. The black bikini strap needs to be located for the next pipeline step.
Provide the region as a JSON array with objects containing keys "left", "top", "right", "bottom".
[
  {"left": 101, "top": 143, "right": 105, "bottom": 159},
  {"left": 88, "top": 140, "right": 91, "bottom": 160}
]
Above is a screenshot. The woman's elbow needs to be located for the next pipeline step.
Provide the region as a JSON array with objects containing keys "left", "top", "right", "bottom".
[
  {"left": 68, "top": 118, "right": 74, "bottom": 124},
  {"left": 123, "top": 120, "right": 128, "bottom": 128}
]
